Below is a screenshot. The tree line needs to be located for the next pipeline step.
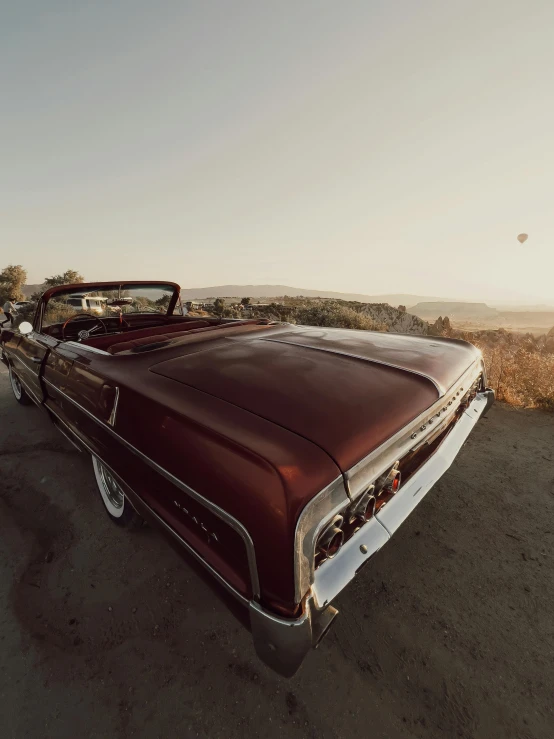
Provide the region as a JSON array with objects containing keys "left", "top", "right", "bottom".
[{"left": 0, "top": 265, "right": 84, "bottom": 306}]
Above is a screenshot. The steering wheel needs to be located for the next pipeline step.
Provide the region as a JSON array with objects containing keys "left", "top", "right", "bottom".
[{"left": 62, "top": 313, "right": 108, "bottom": 342}]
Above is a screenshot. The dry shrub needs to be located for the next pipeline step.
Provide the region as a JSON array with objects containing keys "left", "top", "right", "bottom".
[
  {"left": 44, "top": 301, "right": 77, "bottom": 325},
  {"left": 475, "top": 342, "right": 554, "bottom": 410},
  {"left": 221, "top": 306, "right": 243, "bottom": 319},
  {"left": 294, "top": 303, "right": 386, "bottom": 331},
  {"left": 249, "top": 300, "right": 388, "bottom": 330}
]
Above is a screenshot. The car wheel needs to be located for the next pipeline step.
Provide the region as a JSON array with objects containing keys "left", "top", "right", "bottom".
[
  {"left": 9, "top": 366, "right": 33, "bottom": 405},
  {"left": 92, "top": 456, "right": 144, "bottom": 528}
]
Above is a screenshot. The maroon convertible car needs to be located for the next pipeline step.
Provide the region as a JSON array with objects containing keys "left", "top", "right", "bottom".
[{"left": 1, "top": 281, "right": 494, "bottom": 675}]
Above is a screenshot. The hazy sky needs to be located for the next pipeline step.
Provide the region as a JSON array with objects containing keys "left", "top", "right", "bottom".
[{"left": 2, "top": 1, "right": 553, "bottom": 302}]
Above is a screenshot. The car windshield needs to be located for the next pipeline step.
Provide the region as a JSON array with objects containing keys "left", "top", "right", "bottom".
[{"left": 42, "top": 283, "right": 181, "bottom": 328}]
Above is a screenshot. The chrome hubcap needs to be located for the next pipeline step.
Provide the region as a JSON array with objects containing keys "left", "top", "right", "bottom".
[{"left": 97, "top": 461, "right": 124, "bottom": 510}]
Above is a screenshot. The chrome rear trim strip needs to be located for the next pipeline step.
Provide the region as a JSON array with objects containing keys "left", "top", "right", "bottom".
[
  {"left": 42, "top": 378, "right": 260, "bottom": 599},
  {"left": 375, "top": 391, "right": 491, "bottom": 535},
  {"left": 346, "top": 359, "right": 483, "bottom": 498}
]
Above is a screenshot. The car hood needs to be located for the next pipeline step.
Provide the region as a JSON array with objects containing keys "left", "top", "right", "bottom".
[{"left": 150, "top": 326, "right": 480, "bottom": 472}]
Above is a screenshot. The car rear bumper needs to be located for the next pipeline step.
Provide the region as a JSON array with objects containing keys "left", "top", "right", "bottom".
[{"left": 251, "top": 388, "right": 494, "bottom": 676}]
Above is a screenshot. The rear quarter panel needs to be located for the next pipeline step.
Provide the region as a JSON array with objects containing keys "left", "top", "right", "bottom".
[
  {"left": 43, "top": 349, "right": 341, "bottom": 613},
  {"left": 113, "top": 376, "right": 341, "bottom": 612},
  {"left": 44, "top": 352, "right": 256, "bottom": 599}
]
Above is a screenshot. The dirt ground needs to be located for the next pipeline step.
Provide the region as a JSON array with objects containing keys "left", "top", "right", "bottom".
[{"left": 1, "top": 362, "right": 553, "bottom": 739}]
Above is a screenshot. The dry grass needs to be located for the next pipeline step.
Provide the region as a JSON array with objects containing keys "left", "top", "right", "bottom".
[
  {"left": 184, "top": 309, "right": 211, "bottom": 317},
  {"left": 475, "top": 341, "right": 554, "bottom": 411}
]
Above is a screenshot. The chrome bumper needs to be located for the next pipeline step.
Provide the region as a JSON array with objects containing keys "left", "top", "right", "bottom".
[{"left": 251, "top": 388, "right": 494, "bottom": 676}]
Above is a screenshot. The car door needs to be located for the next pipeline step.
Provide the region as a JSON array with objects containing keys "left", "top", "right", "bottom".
[{"left": 9, "top": 327, "right": 59, "bottom": 405}]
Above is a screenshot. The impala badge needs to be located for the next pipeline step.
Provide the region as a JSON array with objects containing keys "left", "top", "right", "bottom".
[{"left": 173, "top": 500, "right": 219, "bottom": 543}]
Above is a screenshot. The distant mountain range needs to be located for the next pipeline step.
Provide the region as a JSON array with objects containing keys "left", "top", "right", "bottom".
[
  {"left": 176, "top": 285, "right": 554, "bottom": 314},
  {"left": 177, "top": 284, "right": 465, "bottom": 305},
  {"left": 489, "top": 303, "right": 554, "bottom": 312},
  {"left": 410, "top": 302, "right": 499, "bottom": 319},
  {"left": 407, "top": 301, "right": 554, "bottom": 331}
]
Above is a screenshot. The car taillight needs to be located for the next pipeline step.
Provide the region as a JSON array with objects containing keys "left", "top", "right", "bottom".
[
  {"left": 382, "top": 464, "right": 401, "bottom": 491},
  {"left": 316, "top": 465, "right": 404, "bottom": 569},
  {"left": 387, "top": 470, "right": 401, "bottom": 493},
  {"left": 351, "top": 485, "right": 376, "bottom": 522},
  {"left": 370, "top": 466, "right": 401, "bottom": 514},
  {"left": 316, "top": 515, "right": 345, "bottom": 560}
]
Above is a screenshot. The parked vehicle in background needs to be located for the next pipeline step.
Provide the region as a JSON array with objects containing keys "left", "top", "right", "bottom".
[
  {"left": 65, "top": 294, "right": 109, "bottom": 314},
  {"left": 0, "top": 280, "right": 494, "bottom": 676}
]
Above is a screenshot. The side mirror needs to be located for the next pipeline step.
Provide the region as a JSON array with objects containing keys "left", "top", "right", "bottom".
[{"left": 18, "top": 321, "right": 33, "bottom": 336}]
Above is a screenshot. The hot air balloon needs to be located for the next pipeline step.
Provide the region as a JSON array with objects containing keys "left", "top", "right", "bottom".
[{"left": 517, "top": 233, "right": 528, "bottom": 244}]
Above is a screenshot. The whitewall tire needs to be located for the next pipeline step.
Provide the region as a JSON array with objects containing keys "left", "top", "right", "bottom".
[
  {"left": 92, "top": 456, "right": 144, "bottom": 528},
  {"left": 9, "top": 366, "right": 33, "bottom": 405}
]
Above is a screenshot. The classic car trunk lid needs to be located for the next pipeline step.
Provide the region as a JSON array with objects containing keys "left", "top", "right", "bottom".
[
  {"left": 265, "top": 327, "right": 480, "bottom": 395},
  {"left": 149, "top": 328, "right": 477, "bottom": 472}
]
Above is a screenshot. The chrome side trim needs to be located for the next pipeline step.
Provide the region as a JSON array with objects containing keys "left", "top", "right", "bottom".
[
  {"left": 52, "top": 419, "right": 84, "bottom": 452},
  {"left": 42, "top": 401, "right": 84, "bottom": 446},
  {"left": 45, "top": 406, "right": 251, "bottom": 606},
  {"left": 133, "top": 488, "right": 250, "bottom": 607},
  {"left": 107, "top": 386, "right": 119, "bottom": 427},
  {"left": 22, "top": 381, "right": 42, "bottom": 406},
  {"left": 42, "top": 377, "right": 260, "bottom": 599},
  {"left": 65, "top": 341, "right": 111, "bottom": 356},
  {"left": 293, "top": 476, "right": 349, "bottom": 603},
  {"left": 346, "top": 360, "right": 483, "bottom": 498},
  {"left": 264, "top": 336, "right": 444, "bottom": 394}
]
